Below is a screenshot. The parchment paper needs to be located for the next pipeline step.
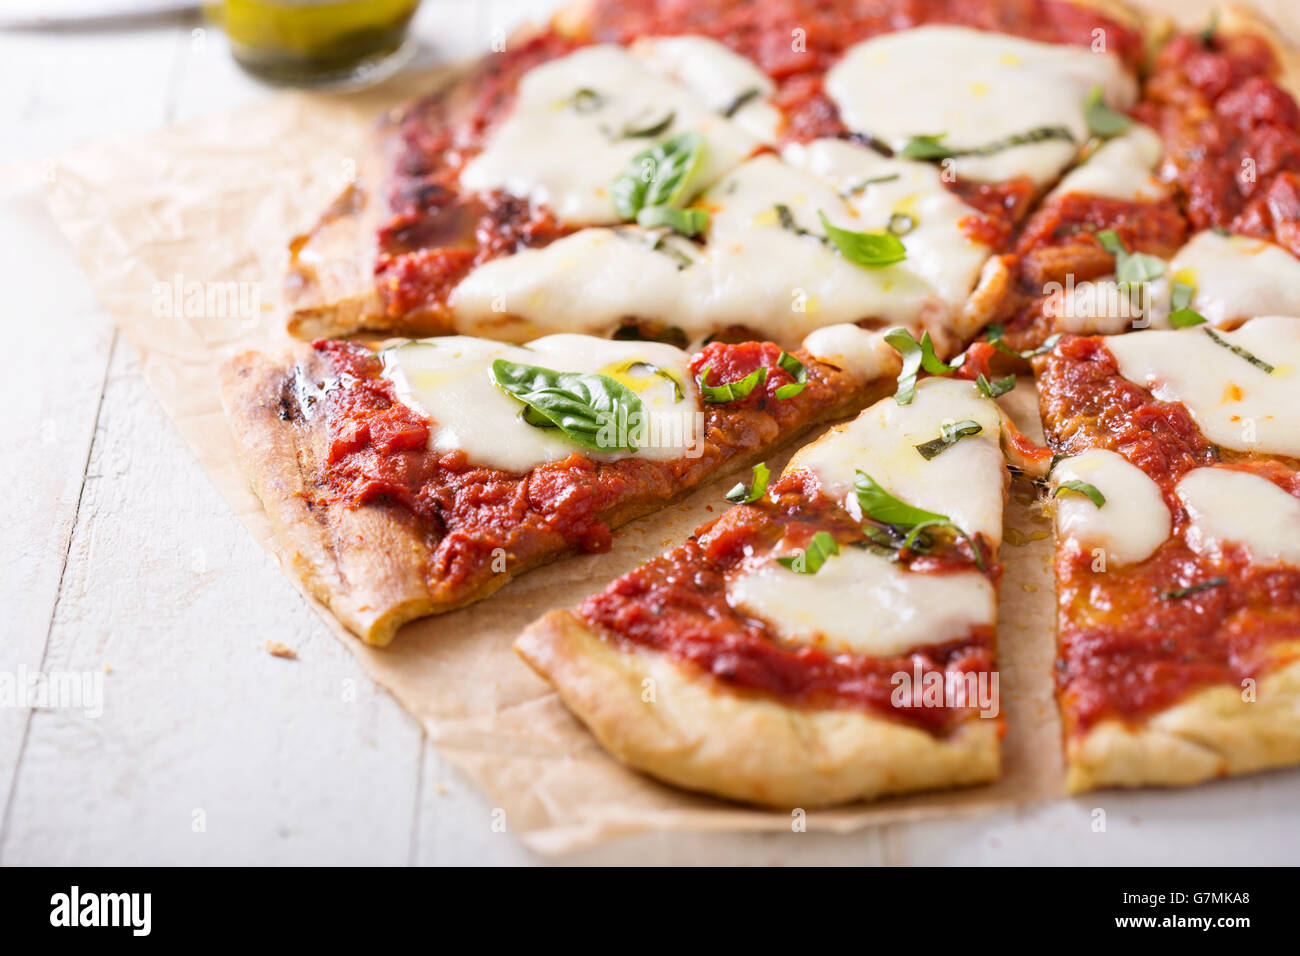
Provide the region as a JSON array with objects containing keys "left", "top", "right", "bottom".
[{"left": 34, "top": 1, "right": 1288, "bottom": 855}]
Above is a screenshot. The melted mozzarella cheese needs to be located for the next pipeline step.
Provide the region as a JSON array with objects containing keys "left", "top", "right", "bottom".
[
  {"left": 1048, "top": 125, "right": 1165, "bottom": 202},
  {"left": 726, "top": 546, "right": 995, "bottom": 656},
  {"left": 1048, "top": 279, "right": 1147, "bottom": 335},
  {"left": 825, "top": 26, "right": 1136, "bottom": 186},
  {"left": 784, "top": 377, "right": 1008, "bottom": 545},
  {"left": 1106, "top": 316, "right": 1300, "bottom": 457},
  {"left": 800, "top": 324, "right": 902, "bottom": 381},
  {"left": 1177, "top": 468, "right": 1300, "bottom": 566},
  {"left": 381, "top": 334, "right": 702, "bottom": 473},
  {"left": 630, "top": 35, "right": 781, "bottom": 144},
  {"left": 1052, "top": 449, "right": 1171, "bottom": 565},
  {"left": 1161, "top": 231, "right": 1300, "bottom": 327},
  {"left": 458, "top": 44, "right": 760, "bottom": 225},
  {"left": 451, "top": 144, "right": 993, "bottom": 349}
]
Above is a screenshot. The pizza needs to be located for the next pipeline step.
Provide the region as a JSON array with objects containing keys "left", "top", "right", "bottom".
[
  {"left": 219, "top": 0, "right": 1300, "bottom": 803},
  {"left": 515, "top": 375, "right": 1040, "bottom": 807},
  {"left": 219, "top": 330, "right": 897, "bottom": 645},
  {"left": 1035, "top": 318, "right": 1300, "bottom": 792}
]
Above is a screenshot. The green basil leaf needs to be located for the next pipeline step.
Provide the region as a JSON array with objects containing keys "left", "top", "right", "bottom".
[
  {"left": 1170, "top": 280, "right": 1195, "bottom": 311},
  {"left": 619, "top": 108, "right": 676, "bottom": 139},
  {"left": 899, "top": 133, "right": 954, "bottom": 160},
  {"left": 698, "top": 363, "right": 767, "bottom": 403},
  {"left": 900, "top": 126, "right": 1074, "bottom": 161},
  {"left": 976, "top": 372, "right": 1017, "bottom": 398},
  {"left": 774, "top": 350, "right": 808, "bottom": 400},
  {"left": 817, "top": 210, "right": 907, "bottom": 267},
  {"left": 611, "top": 131, "right": 705, "bottom": 220},
  {"left": 1095, "top": 229, "right": 1125, "bottom": 255},
  {"left": 725, "top": 462, "right": 770, "bottom": 504},
  {"left": 568, "top": 88, "right": 605, "bottom": 113},
  {"left": 854, "top": 470, "right": 953, "bottom": 528},
  {"left": 884, "top": 327, "right": 952, "bottom": 405},
  {"left": 1095, "top": 229, "right": 1166, "bottom": 286},
  {"left": 1054, "top": 479, "right": 1106, "bottom": 508},
  {"left": 635, "top": 205, "right": 710, "bottom": 236},
  {"left": 838, "top": 172, "right": 900, "bottom": 197},
  {"left": 1203, "top": 327, "right": 1275, "bottom": 373},
  {"left": 1158, "top": 576, "right": 1227, "bottom": 600},
  {"left": 1084, "top": 85, "right": 1132, "bottom": 138},
  {"left": 986, "top": 323, "right": 1062, "bottom": 359},
  {"left": 1168, "top": 307, "right": 1208, "bottom": 328},
  {"left": 915, "top": 419, "right": 983, "bottom": 460},
  {"left": 887, "top": 211, "right": 916, "bottom": 236},
  {"left": 777, "top": 530, "right": 839, "bottom": 574},
  {"left": 491, "top": 359, "right": 647, "bottom": 451}
]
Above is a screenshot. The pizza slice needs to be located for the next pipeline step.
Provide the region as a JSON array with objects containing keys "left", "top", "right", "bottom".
[
  {"left": 219, "top": 329, "right": 899, "bottom": 645},
  {"left": 1034, "top": 316, "right": 1300, "bottom": 792},
  {"left": 516, "top": 374, "right": 1034, "bottom": 807}
]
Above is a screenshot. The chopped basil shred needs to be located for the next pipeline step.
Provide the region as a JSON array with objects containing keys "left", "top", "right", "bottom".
[
  {"left": 817, "top": 210, "right": 907, "bottom": 267},
  {"left": 899, "top": 126, "right": 1074, "bottom": 161},
  {"left": 617, "top": 108, "right": 676, "bottom": 139},
  {"left": 1159, "top": 576, "right": 1227, "bottom": 600},
  {"left": 1054, "top": 480, "right": 1106, "bottom": 508},
  {"left": 698, "top": 363, "right": 767, "bottom": 402},
  {"left": 1084, "top": 85, "right": 1132, "bottom": 138},
  {"left": 1203, "top": 327, "right": 1275, "bottom": 373},
  {"left": 1169, "top": 307, "right": 1207, "bottom": 328},
  {"left": 777, "top": 530, "right": 839, "bottom": 574},
  {"left": 725, "top": 462, "right": 770, "bottom": 504},
  {"left": 986, "top": 323, "right": 1062, "bottom": 359},
  {"left": 611, "top": 131, "right": 705, "bottom": 221},
  {"left": 490, "top": 359, "right": 646, "bottom": 451},
  {"left": 774, "top": 350, "right": 808, "bottom": 400},
  {"left": 884, "top": 327, "right": 954, "bottom": 405},
  {"left": 838, "top": 173, "right": 900, "bottom": 197},
  {"left": 568, "top": 88, "right": 605, "bottom": 113},
  {"left": 915, "top": 419, "right": 983, "bottom": 460},
  {"left": 720, "top": 87, "right": 761, "bottom": 118},
  {"left": 1095, "top": 229, "right": 1166, "bottom": 286},
  {"left": 976, "top": 373, "right": 1017, "bottom": 399},
  {"left": 887, "top": 211, "right": 916, "bottom": 236},
  {"left": 1171, "top": 281, "right": 1195, "bottom": 311},
  {"left": 853, "top": 470, "right": 982, "bottom": 568}
]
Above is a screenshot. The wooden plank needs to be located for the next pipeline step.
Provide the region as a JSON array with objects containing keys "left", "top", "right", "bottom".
[{"left": 0, "top": 338, "right": 424, "bottom": 864}]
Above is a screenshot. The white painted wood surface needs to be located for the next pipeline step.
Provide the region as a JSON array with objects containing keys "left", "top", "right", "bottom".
[{"left": 3, "top": 0, "right": 1299, "bottom": 866}]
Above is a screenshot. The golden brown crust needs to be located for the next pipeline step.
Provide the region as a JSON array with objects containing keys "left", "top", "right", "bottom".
[
  {"left": 516, "top": 610, "right": 1000, "bottom": 808},
  {"left": 1216, "top": 4, "right": 1300, "bottom": 98},
  {"left": 1066, "top": 654, "right": 1300, "bottom": 792}
]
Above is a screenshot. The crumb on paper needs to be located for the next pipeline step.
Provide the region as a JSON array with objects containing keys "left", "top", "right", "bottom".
[
  {"left": 103, "top": 664, "right": 112, "bottom": 674},
  {"left": 435, "top": 782, "right": 448, "bottom": 796},
  {"left": 265, "top": 640, "right": 298, "bottom": 660}
]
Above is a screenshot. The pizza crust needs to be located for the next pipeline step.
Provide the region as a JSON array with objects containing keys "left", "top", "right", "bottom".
[
  {"left": 1216, "top": 3, "right": 1300, "bottom": 98},
  {"left": 1065, "top": 652, "right": 1300, "bottom": 792},
  {"left": 515, "top": 610, "right": 1001, "bottom": 808}
]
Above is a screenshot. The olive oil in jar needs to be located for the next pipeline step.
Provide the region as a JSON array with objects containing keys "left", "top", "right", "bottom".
[{"left": 205, "top": 0, "right": 421, "bottom": 88}]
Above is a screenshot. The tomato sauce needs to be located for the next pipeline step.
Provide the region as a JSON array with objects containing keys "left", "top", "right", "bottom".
[
  {"left": 578, "top": 470, "right": 997, "bottom": 733},
  {"left": 1035, "top": 335, "right": 1300, "bottom": 733}
]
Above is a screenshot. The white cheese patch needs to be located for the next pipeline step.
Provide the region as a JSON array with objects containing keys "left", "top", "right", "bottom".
[
  {"left": 800, "top": 324, "right": 902, "bottom": 381},
  {"left": 1048, "top": 279, "right": 1146, "bottom": 335},
  {"left": 1052, "top": 449, "right": 1171, "bottom": 566},
  {"left": 783, "top": 377, "right": 1008, "bottom": 545},
  {"left": 726, "top": 545, "right": 996, "bottom": 657},
  {"left": 451, "top": 144, "right": 993, "bottom": 349},
  {"left": 1106, "top": 316, "right": 1300, "bottom": 457},
  {"left": 630, "top": 35, "right": 781, "bottom": 144},
  {"left": 1162, "top": 231, "right": 1300, "bottom": 327},
  {"left": 1177, "top": 467, "right": 1300, "bottom": 566},
  {"left": 1048, "top": 125, "right": 1165, "bottom": 202},
  {"left": 825, "top": 25, "right": 1136, "bottom": 186},
  {"left": 381, "top": 333, "right": 702, "bottom": 473},
  {"left": 458, "top": 44, "right": 760, "bottom": 225}
]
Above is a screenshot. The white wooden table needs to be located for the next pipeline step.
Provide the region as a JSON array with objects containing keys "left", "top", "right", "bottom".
[{"left": 3, "top": 0, "right": 1298, "bottom": 866}]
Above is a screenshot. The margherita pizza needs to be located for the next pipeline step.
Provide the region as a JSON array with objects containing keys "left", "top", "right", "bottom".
[{"left": 220, "top": 0, "right": 1300, "bottom": 803}]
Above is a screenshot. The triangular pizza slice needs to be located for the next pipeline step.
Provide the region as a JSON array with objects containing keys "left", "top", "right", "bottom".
[{"left": 516, "top": 374, "right": 1036, "bottom": 806}]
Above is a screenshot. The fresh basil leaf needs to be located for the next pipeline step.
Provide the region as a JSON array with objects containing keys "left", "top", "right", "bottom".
[
  {"left": 838, "top": 173, "right": 900, "bottom": 197},
  {"left": 698, "top": 363, "right": 767, "bottom": 402},
  {"left": 1168, "top": 307, "right": 1207, "bottom": 328},
  {"left": 1200, "top": 10, "right": 1219, "bottom": 47},
  {"left": 611, "top": 131, "right": 705, "bottom": 220},
  {"left": 568, "top": 88, "right": 605, "bottom": 113},
  {"left": 777, "top": 530, "right": 839, "bottom": 574},
  {"left": 1159, "top": 576, "right": 1227, "bottom": 600},
  {"left": 899, "top": 133, "right": 954, "bottom": 160},
  {"left": 915, "top": 419, "right": 983, "bottom": 460},
  {"left": 853, "top": 470, "right": 952, "bottom": 528},
  {"left": 725, "top": 462, "right": 771, "bottom": 504},
  {"left": 491, "top": 359, "right": 646, "bottom": 451},
  {"left": 976, "top": 373, "right": 1017, "bottom": 398},
  {"left": 817, "top": 210, "right": 907, "bottom": 267},
  {"left": 720, "top": 87, "right": 760, "bottom": 118},
  {"left": 1084, "top": 85, "right": 1132, "bottom": 138},
  {"left": 1170, "top": 280, "right": 1195, "bottom": 311},
  {"left": 1095, "top": 229, "right": 1125, "bottom": 256},
  {"left": 1054, "top": 480, "right": 1106, "bottom": 508},
  {"left": 1095, "top": 229, "right": 1166, "bottom": 286},
  {"left": 987, "top": 323, "right": 1062, "bottom": 359},
  {"left": 774, "top": 351, "right": 808, "bottom": 400},
  {"left": 619, "top": 108, "right": 676, "bottom": 139},
  {"left": 884, "top": 327, "right": 952, "bottom": 405},
  {"left": 1203, "top": 327, "right": 1275, "bottom": 373},
  {"left": 635, "top": 205, "right": 710, "bottom": 236}
]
